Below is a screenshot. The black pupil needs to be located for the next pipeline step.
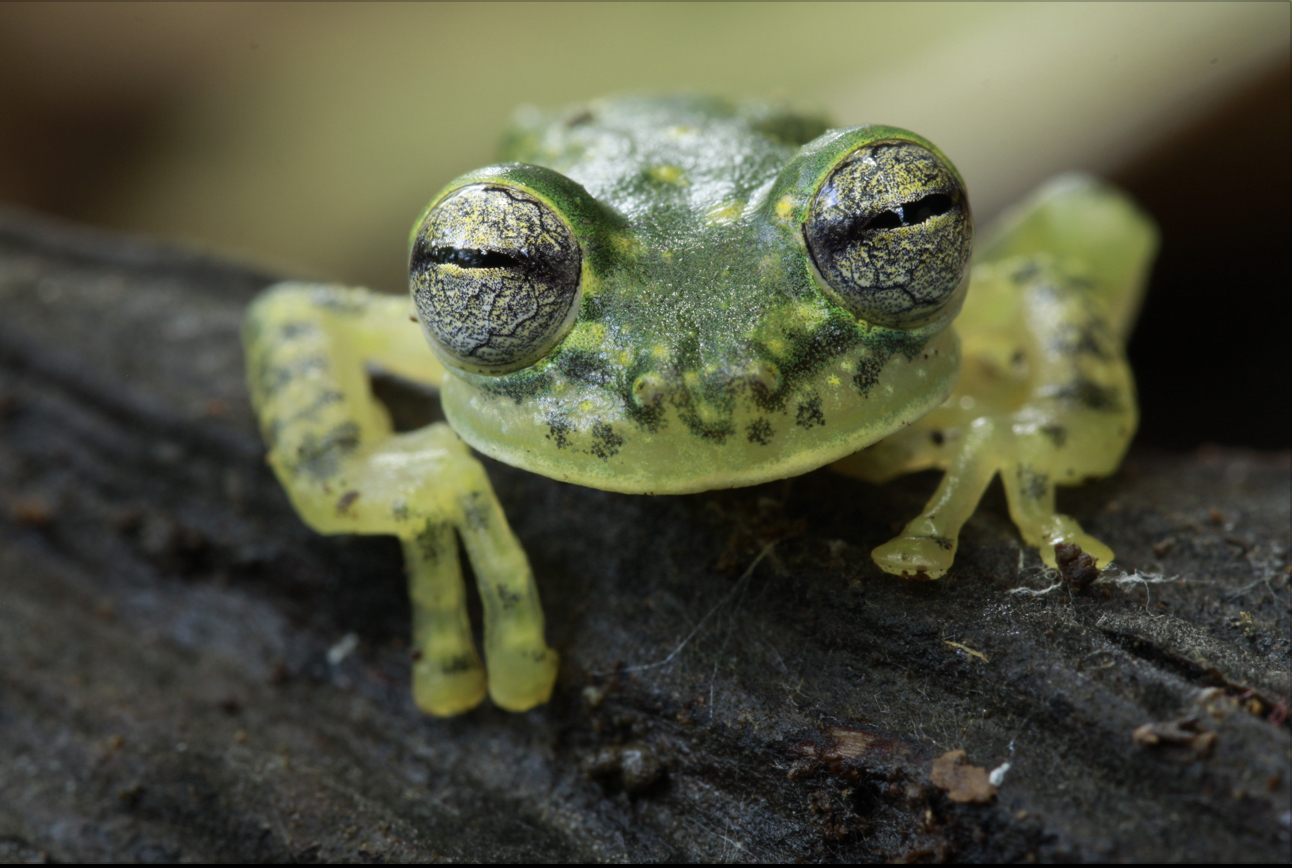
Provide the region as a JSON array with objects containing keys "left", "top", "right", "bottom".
[
  {"left": 860, "top": 193, "right": 954, "bottom": 233},
  {"left": 426, "top": 246, "right": 524, "bottom": 269}
]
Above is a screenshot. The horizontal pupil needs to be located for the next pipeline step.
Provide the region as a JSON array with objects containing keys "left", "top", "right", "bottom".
[
  {"left": 426, "top": 246, "right": 524, "bottom": 269},
  {"left": 857, "top": 193, "right": 954, "bottom": 233}
]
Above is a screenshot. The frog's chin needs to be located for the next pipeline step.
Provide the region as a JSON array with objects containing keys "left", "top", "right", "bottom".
[{"left": 443, "top": 329, "right": 960, "bottom": 495}]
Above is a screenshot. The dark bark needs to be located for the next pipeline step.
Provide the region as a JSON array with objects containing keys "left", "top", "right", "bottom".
[{"left": 0, "top": 207, "right": 1288, "bottom": 863}]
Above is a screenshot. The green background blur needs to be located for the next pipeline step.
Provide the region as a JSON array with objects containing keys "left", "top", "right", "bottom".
[{"left": 0, "top": 2, "right": 1285, "bottom": 292}]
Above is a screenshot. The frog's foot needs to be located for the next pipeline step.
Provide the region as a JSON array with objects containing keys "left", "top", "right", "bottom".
[
  {"left": 404, "top": 530, "right": 488, "bottom": 716},
  {"left": 872, "top": 419, "right": 1001, "bottom": 579},
  {"left": 485, "top": 642, "right": 560, "bottom": 712},
  {"left": 872, "top": 532, "right": 957, "bottom": 580},
  {"left": 1033, "top": 516, "right": 1114, "bottom": 571},
  {"left": 1000, "top": 459, "right": 1115, "bottom": 571},
  {"left": 399, "top": 461, "right": 560, "bottom": 716}
]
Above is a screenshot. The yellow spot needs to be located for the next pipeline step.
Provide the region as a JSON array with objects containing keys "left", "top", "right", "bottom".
[
  {"left": 649, "top": 164, "right": 686, "bottom": 186},
  {"left": 774, "top": 195, "right": 796, "bottom": 221},
  {"left": 705, "top": 200, "right": 743, "bottom": 225},
  {"left": 568, "top": 322, "right": 607, "bottom": 349},
  {"left": 827, "top": 374, "right": 841, "bottom": 387},
  {"left": 697, "top": 403, "right": 724, "bottom": 425},
  {"left": 667, "top": 125, "right": 695, "bottom": 139},
  {"left": 611, "top": 234, "right": 641, "bottom": 256},
  {"left": 764, "top": 337, "right": 786, "bottom": 356},
  {"left": 789, "top": 302, "right": 827, "bottom": 330}
]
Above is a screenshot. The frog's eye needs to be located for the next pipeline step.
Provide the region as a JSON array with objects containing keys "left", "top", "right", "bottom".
[
  {"left": 410, "top": 185, "right": 582, "bottom": 373},
  {"left": 805, "top": 141, "right": 971, "bottom": 328}
]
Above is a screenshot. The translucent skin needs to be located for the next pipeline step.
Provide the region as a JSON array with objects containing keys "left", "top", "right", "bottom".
[
  {"left": 243, "top": 97, "right": 1155, "bottom": 716},
  {"left": 835, "top": 175, "right": 1155, "bottom": 577}
]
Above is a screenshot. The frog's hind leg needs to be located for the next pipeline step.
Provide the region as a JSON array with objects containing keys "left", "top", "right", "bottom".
[{"left": 870, "top": 417, "right": 1003, "bottom": 579}]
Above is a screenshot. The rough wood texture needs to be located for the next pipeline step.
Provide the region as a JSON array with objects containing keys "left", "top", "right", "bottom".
[{"left": 1, "top": 208, "right": 1288, "bottom": 862}]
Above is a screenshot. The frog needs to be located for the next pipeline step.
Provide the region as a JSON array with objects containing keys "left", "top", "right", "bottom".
[{"left": 243, "top": 95, "right": 1156, "bottom": 717}]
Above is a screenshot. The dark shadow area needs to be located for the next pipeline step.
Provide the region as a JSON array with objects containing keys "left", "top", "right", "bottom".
[{"left": 1117, "top": 60, "right": 1291, "bottom": 449}]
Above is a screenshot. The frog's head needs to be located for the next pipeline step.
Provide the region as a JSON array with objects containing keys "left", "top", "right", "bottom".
[{"left": 409, "top": 98, "right": 971, "bottom": 493}]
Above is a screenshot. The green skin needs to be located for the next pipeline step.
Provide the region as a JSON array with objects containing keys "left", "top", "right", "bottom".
[
  {"left": 415, "top": 97, "right": 968, "bottom": 493},
  {"left": 244, "top": 95, "right": 1157, "bottom": 716}
]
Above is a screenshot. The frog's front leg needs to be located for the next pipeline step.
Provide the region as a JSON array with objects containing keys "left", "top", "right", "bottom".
[
  {"left": 244, "top": 283, "right": 558, "bottom": 715},
  {"left": 840, "top": 177, "right": 1156, "bottom": 578}
]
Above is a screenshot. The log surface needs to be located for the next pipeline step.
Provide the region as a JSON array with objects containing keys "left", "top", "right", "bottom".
[{"left": 1, "top": 208, "right": 1288, "bottom": 862}]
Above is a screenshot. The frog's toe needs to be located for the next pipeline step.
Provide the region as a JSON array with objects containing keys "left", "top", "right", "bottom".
[
  {"left": 486, "top": 644, "right": 560, "bottom": 712},
  {"left": 872, "top": 534, "right": 957, "bottom": 580},
  {"left": 412, "top": 654, "right": 488, "bottom": 717},
  {"left": 1037, "top": 516, "right": 1114, "bottom": 570}
]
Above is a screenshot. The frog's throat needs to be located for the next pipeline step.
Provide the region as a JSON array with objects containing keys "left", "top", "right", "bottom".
[{"left": 441, "top": 329, "right": 960, "bottom": 495}]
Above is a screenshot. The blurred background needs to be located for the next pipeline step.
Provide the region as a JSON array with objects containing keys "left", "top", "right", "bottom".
[{"left": 0, "top": 2, "right": 1287, "bottom": 447}]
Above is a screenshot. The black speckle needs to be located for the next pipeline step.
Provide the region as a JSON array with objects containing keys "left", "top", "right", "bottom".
[
  {"left": 1040, "top": 425, "right": 1068, "bottom": 447},
  {"left": 796, "top": 396, "right": 825, "bottom": 429},
  {"left": 1051, "top": 321, "right": 1111, "bottom": 359},
  {"left": 546, "top": 416, "right": 574, "bottom": 449},
  {"left": 440, "top": 654, "right": 479, "bottom": 674},
  {"left": 461, "top": 492, "right": 490, "bottom": 531},
  {"left": 852, "top": 357, "right": 885, "bottom": 395},
  {"left": 557, "top": 350, "right": 612, "bottom": 385},
  {"left": 746, "top": 418, "right": 774, "bottom": 445},
  {"left": 294, "top": 421, "right": 361, "bottom": 480},
  {"left": 1049, "top": 378, "right": 1123, "bottom": 412},
  {"left": 931, "top": 430, "right": 945, "bottom": 446},
  {"left": 414, "top": 521, "right": 452, "bottom": 565},
  {"left": 279, "top": 320, "right": 318, "bottom": 340},
  {"left": 1016, "top": 464, "right": 1049, "bottom": 501},
  {"left": 495, "top": 584, "right": 522, "bottom": 610},
  {"left": 590, "top": 422, "right": 624, "bottom": 459},
  {"left": 488, "top": 374, "right": 551, "bottom": 405}
]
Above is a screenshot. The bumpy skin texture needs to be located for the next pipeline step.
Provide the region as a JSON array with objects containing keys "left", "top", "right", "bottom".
[{"left": 243, "top": 96, "right": 1155, "bottom": 715}]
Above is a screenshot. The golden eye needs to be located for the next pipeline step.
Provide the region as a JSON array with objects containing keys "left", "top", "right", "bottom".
[
  {"left": 805, "top": 141, "right": 972, "bottom": 328},
  {"left": 410, "top": 185, "right": 581, "bottom": 373}
]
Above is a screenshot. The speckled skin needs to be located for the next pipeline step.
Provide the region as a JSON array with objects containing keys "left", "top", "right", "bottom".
[{"left": 243, "top": 96, "right": 1156, "bottom": 716}]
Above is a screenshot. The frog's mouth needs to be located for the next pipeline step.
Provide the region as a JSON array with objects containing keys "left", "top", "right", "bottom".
[{"left": 441, "top": 327, "right": 959, "bottom": 494}]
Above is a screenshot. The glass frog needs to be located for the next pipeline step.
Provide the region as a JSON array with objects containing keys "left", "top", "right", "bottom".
[{"left": 243, "top": 96, "right": 1156, "bottom": 716}]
